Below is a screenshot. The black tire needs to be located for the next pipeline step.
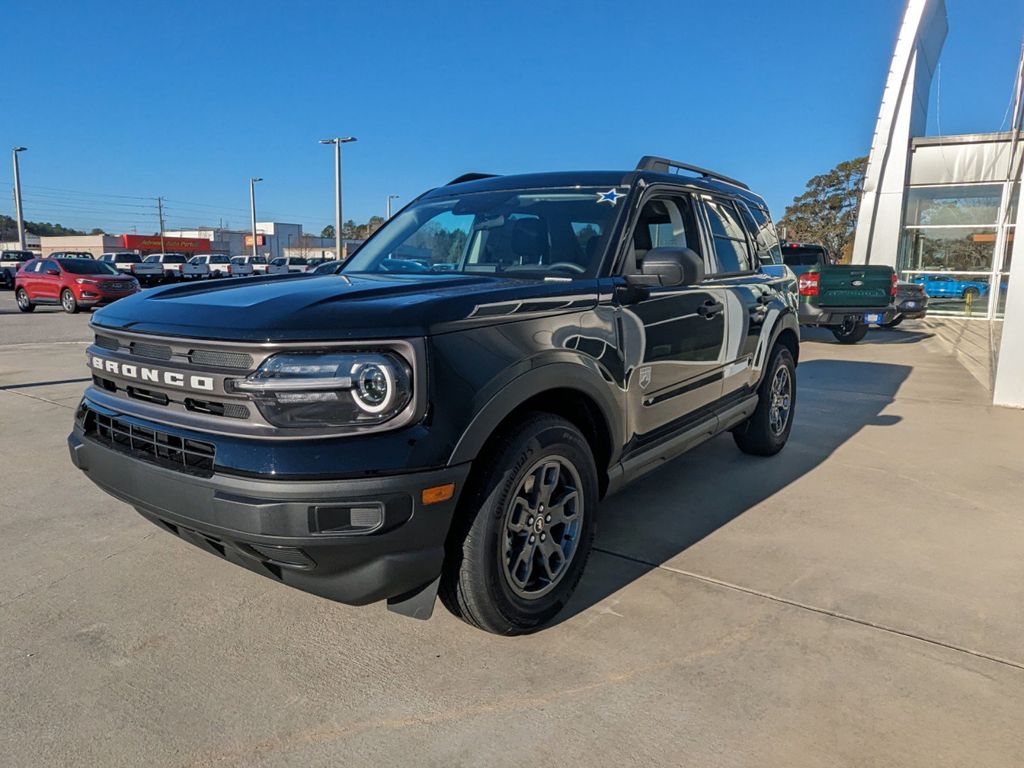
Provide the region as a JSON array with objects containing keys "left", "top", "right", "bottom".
[
  {"left": 880, "top": 315, "right": 904, "bottom": 328},
  {"left": 3, "top": 271, "right": 12, "bottom": 290},
  {"left": 963, "top": 287, "right": 980, "bottom": 301},
  {"left": 830, "top": 319, "right": 869, "bottom": 344},
  {"left": 15, "top": 288, "right": 34, "bottom": 312},
  {"left": 61, "top": 288, "right": 80, "bottom": 314},
  {"left": 733, "top": 345, "right": 796, "bottom": 457},
  {"left": 440, "top": 413, "right": 598, "bottom": 635}
]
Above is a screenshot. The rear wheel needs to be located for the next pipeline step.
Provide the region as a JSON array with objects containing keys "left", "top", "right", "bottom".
[
  {"left": 15, "top": 288, "right": 34, "bottom": 312},
  {"left": 733, "top": 344, "right": 796, "bottom": 457},
  {"left": 61, "top": 288, "right": 80, "bottom": 314},
  {"left": 3, "top": 271, "right": 12, "bottom": 290},
  {"left": 963, "top": 286, "right": 981, "bottom": 301},
  {"left": 440, "top": 414, "right": 597, "bottom": 635},
  {"left": 831, "top": 318, "right": 869, "bottom": 344}
]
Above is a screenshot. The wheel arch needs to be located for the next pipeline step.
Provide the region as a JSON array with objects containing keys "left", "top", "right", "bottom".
[{"left": 449, "top": 364, "right": 622, "bottom": 498}]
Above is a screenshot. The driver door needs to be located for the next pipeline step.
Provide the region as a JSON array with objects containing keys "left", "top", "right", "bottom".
[{"left": 620, "top": 193, "right": 728, "bottom": 443}]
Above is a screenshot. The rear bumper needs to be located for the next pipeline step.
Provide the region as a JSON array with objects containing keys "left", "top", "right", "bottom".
[
  {"left": 68, "top": 428, "right": 471, "bottom": 606},
  {"left": 799, "top": 303, "right": 896, "bottom": 326}
]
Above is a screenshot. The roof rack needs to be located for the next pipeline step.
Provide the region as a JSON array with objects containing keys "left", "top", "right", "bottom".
[
  {"left": 636, "top": 156, "right": 749, "bottom": 190},
  {"left": 446, "top": 172, "right": 498, "bottom": 186}
]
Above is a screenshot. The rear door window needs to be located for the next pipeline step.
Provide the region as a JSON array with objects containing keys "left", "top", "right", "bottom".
[{"left": 703, "top": 197, "right": 753, "bottom": 274}]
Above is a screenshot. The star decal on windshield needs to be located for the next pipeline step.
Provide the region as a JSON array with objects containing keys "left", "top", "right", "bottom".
[{"left": 596, "top": 188, "right": 625, "bottom": 206}]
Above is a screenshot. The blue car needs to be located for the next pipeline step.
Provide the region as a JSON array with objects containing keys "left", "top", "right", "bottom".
[{"left": 911, "top": 274, "right": 989, "bottom": 299}]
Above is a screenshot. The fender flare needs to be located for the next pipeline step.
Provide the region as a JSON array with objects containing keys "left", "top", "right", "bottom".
[{"left": 448, "top": 361, "right": 624, "bottom": 468}]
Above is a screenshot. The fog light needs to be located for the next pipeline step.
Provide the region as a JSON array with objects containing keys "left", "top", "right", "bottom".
[{"left": 312, "top": 503, "right": 384, "bottom": 534}]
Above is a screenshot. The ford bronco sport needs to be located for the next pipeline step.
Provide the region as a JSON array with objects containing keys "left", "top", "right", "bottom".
[{"left": 69, "top": 157, "right": 800, "bottom": 634}]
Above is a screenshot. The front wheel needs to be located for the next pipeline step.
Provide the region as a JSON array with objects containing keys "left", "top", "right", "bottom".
[
  {"left": 15, "top": 288, "right": 34, "bottom": 312},
  {"left": 440, "top": 414, "right": 598, "bottom": 635},
  {"left": 61, "top": 288, "right": 80, "bottom": 314},
  {"left": 831, "top": 318, "right": 869, "bottom": 344},
  {"left": 733, "top": 344, "right": 796, "bottom": 456},
  {"left": 3, "top": 271, "right": 12, "bottom": 290}
]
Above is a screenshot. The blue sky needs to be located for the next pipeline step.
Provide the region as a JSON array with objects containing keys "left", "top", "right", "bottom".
[{"left": 3, "top": 0, "right": 1022, "bottom": 235}]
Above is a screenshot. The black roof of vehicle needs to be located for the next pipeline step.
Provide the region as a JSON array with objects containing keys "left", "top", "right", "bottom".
[{"left": 425, "top": 156, "right": 769, "bottom": 210}]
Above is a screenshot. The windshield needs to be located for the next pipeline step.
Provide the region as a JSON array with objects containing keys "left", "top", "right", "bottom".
[
  {"left": 343, "top": 187, "right": 625, "bottom": 279},
  {"left": 115, "top": 254, "right": 141, "bottom": 263},
  {"left": 162, "top": 254, "right": 186, "bottom": 264},
  {"left": 3, "top": 251, "right": 33, "bottom": 261},
  {"left": 782, "top": 247, "right": 826, "bottom": 267},
  {"left": 58, "top": 259, "right": 120, "bottom": 275}
]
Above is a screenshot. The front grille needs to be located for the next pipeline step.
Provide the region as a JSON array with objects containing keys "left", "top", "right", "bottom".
[
  {"left": 129, "top": 341, "right": 173, "bottom": 360},
  {"left": 188, "top": 349, "right": 254, "bottom": 370},
  {"left": 95, "top": 335, "right": 121, "bottom": 351},
  {"left": 84, "top": 408, "right": 215, "bottom": 477}
]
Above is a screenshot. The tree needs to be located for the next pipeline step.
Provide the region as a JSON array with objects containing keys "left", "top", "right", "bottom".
[
  {"left": 321, "top": 224, "right": 335, "bottom": 239},
  {"left": 777, "top": 156, "right": 868, "bottom": 262},
  {"left": 89, "top": 228, "right": 106, "bottom": 235}
]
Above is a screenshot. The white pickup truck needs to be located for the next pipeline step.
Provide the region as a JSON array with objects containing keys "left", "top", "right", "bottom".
[
  {"left": 189, "top": 253, "right": 232, "bottom": 278},
  {"left": 142, "top": 253, "right": 209, "bottom": 281},
  {"left": 99, "top": 252, "right": 164, "bottom": 284},
  {"left": 267, "top": 256, "right": 311, "bottom": 275},
  {"left": 229, "top": 255, "right": 267, "bottom": 277},
  {"left": 1, "top": 250, "right": 35, "bottom": 289}
]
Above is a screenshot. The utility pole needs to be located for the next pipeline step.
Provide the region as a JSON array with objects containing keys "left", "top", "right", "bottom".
[
  {"left": 12, "top": 147, "right": 27, "bottom": 251},
  {"left": 387, "top": 194, "right": 400, "bottom": 220},
  {"left": 319, "top": 137, "right": 356, "bottom": 261},
  {"left": 249, "top": 177, "right": 262, "bottom": 259},
  {"left": 157, "top": 196, "right": 166, "bottom": 254}
]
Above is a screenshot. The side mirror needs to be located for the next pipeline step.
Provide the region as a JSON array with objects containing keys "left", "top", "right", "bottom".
[{"left": 640, "top": 247, "right": 704, "bottom": 287}]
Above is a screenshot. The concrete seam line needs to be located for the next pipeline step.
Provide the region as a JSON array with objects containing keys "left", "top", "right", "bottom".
[
  {"left": 593, "top": 547, "right": 1024, "bottom": 673},
  {"left": 0, "top": 388, "right": 77, "bottom": 410}
]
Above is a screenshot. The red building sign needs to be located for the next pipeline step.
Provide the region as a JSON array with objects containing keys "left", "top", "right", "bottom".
[{"left": 121, "top": 234, "right": 211, "bottom": 254}]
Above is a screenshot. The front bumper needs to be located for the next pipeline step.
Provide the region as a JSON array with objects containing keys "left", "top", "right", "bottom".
[{"left": 68, "top": 424, "right": 470, "bottom": 607}]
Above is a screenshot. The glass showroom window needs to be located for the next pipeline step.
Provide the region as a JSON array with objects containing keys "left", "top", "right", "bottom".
[{"left": 899, "top": 184, "right": 1003, "bottom": 317}]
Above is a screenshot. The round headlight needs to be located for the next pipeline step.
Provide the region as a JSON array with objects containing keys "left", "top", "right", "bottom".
[{"left": 352, "top": 362, "right": 393, "bottom": 413}]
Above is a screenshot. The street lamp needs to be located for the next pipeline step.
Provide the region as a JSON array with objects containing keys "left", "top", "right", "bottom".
[
  {"left": 12, "top": 147, "right": 27, "bottom": 251},
  {"left": 249, "top": 177, "right": 262, "bottom": 259},
  {"left": 386, "top": 194, "right": 400, "bottom": 220},
  {"left": 319, "top": 136, "right": 357, "bottom": 261}
]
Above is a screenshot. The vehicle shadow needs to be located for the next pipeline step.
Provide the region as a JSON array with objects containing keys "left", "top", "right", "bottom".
[
  {"left": 800, "top": 326, "right": 934, "bottom": 345},
  {"left": 557, "top": 358, "right": 911, "bottom": 627}
]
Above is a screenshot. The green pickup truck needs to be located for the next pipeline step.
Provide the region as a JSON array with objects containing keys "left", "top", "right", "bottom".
[{"left": 781, "top": 243, "right": 896, "bottom": 344}]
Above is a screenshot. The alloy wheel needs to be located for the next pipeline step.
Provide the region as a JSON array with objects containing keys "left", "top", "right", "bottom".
[
  {"left": 769, "top": 365, "right": 792, "bottom": 435},
  {"left": 501, "top": 456, "right": 584, "bottom": 599}
]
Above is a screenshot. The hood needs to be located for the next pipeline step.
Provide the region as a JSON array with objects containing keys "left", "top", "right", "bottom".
[{"left": 91, "top": 272, "right": 600, "bottom": 342}]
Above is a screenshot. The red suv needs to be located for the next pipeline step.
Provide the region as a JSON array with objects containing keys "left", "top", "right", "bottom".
[{"left": 15, "top": 257, "right": 140, "bottom": 314}]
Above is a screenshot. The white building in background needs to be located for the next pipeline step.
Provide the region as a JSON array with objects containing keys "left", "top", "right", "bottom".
[
  {"left": 165, "top": 222, "right": 303, "bottom": 260},
  {"left": 852, "top": 0, "right": 1024, "bottom": 407},
  {"left": 0, "top": 233, "right": 41, "bottom": 253}
]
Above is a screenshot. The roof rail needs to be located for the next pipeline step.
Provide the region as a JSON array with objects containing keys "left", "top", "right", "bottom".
[
  {"left": 446, "top": 172, "right": 498, "bottom": 186},
  {"left": 636, "top": 156, "right": 749, "bottom": 190}
]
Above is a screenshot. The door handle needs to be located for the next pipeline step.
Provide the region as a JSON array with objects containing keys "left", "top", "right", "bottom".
[{"left": 697, "top": 299, "right": 724, "bottom": 318}]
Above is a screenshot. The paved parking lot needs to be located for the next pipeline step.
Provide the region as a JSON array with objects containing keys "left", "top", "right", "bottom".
[{"left": 2, "top": 290, "right": 1023, "bottom": 767}]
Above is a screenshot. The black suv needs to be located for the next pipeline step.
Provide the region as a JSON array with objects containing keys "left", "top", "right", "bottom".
[{"left": 68, "top": 157, "right": 799, "bottom": 634}]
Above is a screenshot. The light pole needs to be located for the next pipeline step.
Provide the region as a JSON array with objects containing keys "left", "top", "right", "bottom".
[
  {"left": 319, "top": 136, "right": 356, "bottom": 261},
  {"left": 12, "top": 147, "right": 27, "bottom": 251},
  {"left": 249, "top": 177, "right": 262, "bottom": 259},
  {"left": 387, "top": 194, "right": 400, "bottom": 220}
]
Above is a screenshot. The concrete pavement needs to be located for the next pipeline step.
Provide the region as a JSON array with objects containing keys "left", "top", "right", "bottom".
[{"left": 2, "top": 295, "right": 1023, "bottom": 767}]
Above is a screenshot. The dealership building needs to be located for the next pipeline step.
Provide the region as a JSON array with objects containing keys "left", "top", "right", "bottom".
[{"left": 852, "top": 0, "right": 1024, "bottom": 407}]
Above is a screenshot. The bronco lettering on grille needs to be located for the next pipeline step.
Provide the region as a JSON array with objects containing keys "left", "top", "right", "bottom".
[{"left": 91, "top": 356, "right": 214, "bottom": 391}]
